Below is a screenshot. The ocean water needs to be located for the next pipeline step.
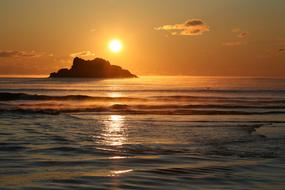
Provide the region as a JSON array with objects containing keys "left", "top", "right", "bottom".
[{"left": 0, "top": 76, "right": 284, "bottom": 190}]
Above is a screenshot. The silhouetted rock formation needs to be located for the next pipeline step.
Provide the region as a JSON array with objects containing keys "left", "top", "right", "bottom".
[{"left": 49, "top": 57, "right": 137, "bottom": 78}]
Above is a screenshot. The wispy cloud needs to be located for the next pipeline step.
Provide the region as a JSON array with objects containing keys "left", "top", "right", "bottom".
[
  {"left": 224, "top": 28, "right": 249, "bottom": 47},
  {"left": 223, "top": 41, "right": 246, "bottom": 47},
  {"left": 0, "top": 50, "right": 43, "bottom": 58},
  {"left": 237, "top": 32, "right": 249, "bottom": 39},
  {"left": 231, "top": 28, "right": 241, "bottom": 33},
  {"left": 232, "top": 28, "right": 249, "bottom": 38},
  {"left": 257, "top": 47, "right": 285, "bottom": 59},
  {"left": 154, "top": 19, "right": 209, "bottom": 36},
  {"left": 70, "top": 51, "right": 96, "bottom": 58}
]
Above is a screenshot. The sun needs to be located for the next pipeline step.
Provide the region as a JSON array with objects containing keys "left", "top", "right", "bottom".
[{"left": 109, "top": 39, "right": 123, "bottom": 53}]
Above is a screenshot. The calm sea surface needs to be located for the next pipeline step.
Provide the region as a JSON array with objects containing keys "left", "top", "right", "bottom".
[{"left": 0, "top": 76, "right": 284, "bottom": 189}]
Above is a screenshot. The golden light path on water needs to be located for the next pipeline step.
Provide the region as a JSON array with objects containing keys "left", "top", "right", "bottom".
[
  {"left": 102, "top": 114, "right": 133, "bottom": 178},
  {"left": 102, "top": 115, "right": 127, "bottom": 146},
  {"left": 107, "top": 92, "right": 122, "bottom": 98}
]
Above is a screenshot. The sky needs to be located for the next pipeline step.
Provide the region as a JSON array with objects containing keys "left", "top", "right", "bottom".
[{"left": 0, "top": 0, "right": 284, "bottom": 76}]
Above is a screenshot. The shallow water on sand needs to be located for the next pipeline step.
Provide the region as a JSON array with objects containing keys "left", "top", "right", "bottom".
[{"left": 0, "top": 76, "right": 285, "bottom": 189}]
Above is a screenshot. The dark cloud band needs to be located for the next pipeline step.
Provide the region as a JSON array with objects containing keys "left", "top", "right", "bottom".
[{"left": 0, "top": 50, "right": 43, "bottom": 58}]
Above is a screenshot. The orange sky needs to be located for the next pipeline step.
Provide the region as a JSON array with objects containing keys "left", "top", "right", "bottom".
[{"left": 0, "top": 0, "right": 284, "bottom": 76}]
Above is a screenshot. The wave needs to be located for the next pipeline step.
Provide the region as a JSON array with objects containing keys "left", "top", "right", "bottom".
[
  {"left": 0, "top": 92, "right": 144, "bottom": 101},
  {"left": 1, "top": 92, "right": 285, "bottom": 104},
  {"left": 1, "top": 92, "right": 285, "bottom": 115},
  {"left": 1, "top": 106, "right": 285, "bottom": 115},
  {"left": 127, "top": 104, "right": 285, "bottom": 109},
  {"left": 150, "top": 95, "right": 285, "bottom": 104},
  {"left": 1, "top": 88, "right": 285, "bottom": 93}
]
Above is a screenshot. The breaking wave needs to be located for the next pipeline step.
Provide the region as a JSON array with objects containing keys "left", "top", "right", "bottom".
[{"left": 1, "top": 92, "right": 285, "bottom": 115}]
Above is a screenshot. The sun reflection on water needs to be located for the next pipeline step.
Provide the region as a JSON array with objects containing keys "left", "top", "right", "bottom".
[
  {"left": 110, "top": 169, "right": 133, "bottom": 176},
  {"left": 102, "top": 115, "right": 127, "bottom": 146},
  {"left": 108, "top": 92, "right": 122, "bottom": 98}
]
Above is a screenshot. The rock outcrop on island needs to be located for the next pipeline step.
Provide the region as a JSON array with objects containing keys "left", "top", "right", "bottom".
[{"left": 49, "top": 57, "right": 137, "bottom": 78}]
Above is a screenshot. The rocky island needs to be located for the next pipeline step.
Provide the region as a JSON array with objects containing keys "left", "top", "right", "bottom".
[{"left": 49, "top": 57, "right": 137, "bottom": 78}]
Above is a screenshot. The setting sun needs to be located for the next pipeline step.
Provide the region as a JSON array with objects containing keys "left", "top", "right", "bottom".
[{"left": 109, "top": 39, "right": 123, "bottom": 53}]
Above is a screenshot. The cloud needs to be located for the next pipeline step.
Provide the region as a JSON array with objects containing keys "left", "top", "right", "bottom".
[
  {"left": 257, "top": 48, "right": 285, "bottom": 59},
  {"left": 224, "top": 28, "right": 249, "bottom": 47},
  {"left": 237, "top": 32, "right": 249, "bottom": 38},
  {"left": 232, "top": 28, "right": 249, "bottom": 38},
  {"left": 90, "top": 28, "right": 96, "bottom": 32},
  {"left": 223, "top": 41, "right": 246, "bottom": 47},
  {"left": 0, "top": 50, "right": 43, "bottom": 58},
  {"left": 232, "top": 28, "right": 240, "bottom": 33},
  {"left": 70, "top": 51, "right": 96, "bottom": 58},
  {"left": 154, "top": 19, "right": 210, "bottom": 36}
]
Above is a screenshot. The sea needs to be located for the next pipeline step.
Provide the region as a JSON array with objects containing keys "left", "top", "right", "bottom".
[{"left": 0, "top": 76, "right": 284, "bottom": 190}]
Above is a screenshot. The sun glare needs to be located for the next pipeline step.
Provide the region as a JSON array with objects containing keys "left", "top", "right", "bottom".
[{"left": 109, "top": 39, "right": 123, "bottom": 53}]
